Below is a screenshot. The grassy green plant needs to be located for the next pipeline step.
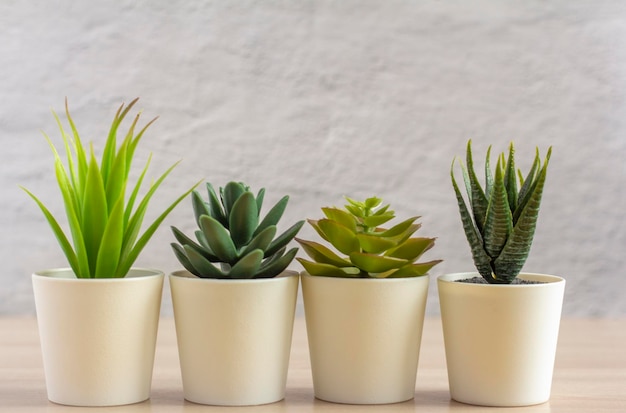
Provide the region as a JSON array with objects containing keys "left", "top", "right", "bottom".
[
  {"left": 296, "top": 196, "right": 441, "bottom": 278},
  {"left": 171, "top": 181, "right": 304, "bottom": 279},
  {"left": 21, "top": 99, "right": 198, "bottom": 278},
  {"left": 451, "top": 140, "right": 552, "bottom": 284}
]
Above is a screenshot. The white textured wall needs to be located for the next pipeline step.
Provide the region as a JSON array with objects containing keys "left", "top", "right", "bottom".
[{"left": 1, "top": 1, "right": 625, "bottom": 316}]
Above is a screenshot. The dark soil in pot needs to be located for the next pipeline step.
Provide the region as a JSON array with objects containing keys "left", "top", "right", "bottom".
[{"left": 456, "top": 276, "right": 545, "bottom": 285}]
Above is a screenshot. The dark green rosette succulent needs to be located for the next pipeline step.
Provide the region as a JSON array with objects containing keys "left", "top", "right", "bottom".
[
  {"left": 171, "top": 181, "right": 304, "bottom": 279},
  {"left": 451, "top": 140, "right": 552, "bottom": 284},
  {"left": 296, "top": 197, "right": 441, "bottom": 278}
]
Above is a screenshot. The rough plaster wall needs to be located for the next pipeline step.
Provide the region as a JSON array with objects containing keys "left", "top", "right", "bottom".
[{"left": 1, "top": 1, "right": 625, "bottom": 316}]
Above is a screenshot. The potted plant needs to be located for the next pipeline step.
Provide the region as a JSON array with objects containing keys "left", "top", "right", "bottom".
[
  {"left": 169, "top": 181, "right": 304, "bottom": 406},
  {"left": 22, "top": 99, "right": 197, "bottom": 407},
  {"left": 296, "top": 196, "right": 441, "bottom": 404},
  {"left": 439, "top": 140, "right": 565, "bottom": 406}
]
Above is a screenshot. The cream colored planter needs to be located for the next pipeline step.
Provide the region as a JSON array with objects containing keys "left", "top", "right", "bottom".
[
  {"left": 169, "top": 270, "right": 299, "bottom": 406},
  {"left": 438, "top": 272, "right": 566, "bottom": 407},
  {"left": 32, "top": 268, "right": 164, "bottom": 407},
  {"left": 301, "top": 273, "right": 429, "bottom": 404}
]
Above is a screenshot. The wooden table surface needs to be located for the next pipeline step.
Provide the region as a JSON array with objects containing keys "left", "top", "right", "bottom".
[{"left": 1, "top": 317, "right": 625, "bottom": 412}]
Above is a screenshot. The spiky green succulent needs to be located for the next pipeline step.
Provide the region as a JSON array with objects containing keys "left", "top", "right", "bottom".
[
  {"left": 296, "top": 197, "right": 441, "bottom": 278},
  {"left": 451, "top": 140, "right": 552, "bottom": 284},
  {"left": 171, "top": 182, "right": 304, "bottom": 279},
  {"left": 21, "top": 98, "right": 197, "bottom": 278}
]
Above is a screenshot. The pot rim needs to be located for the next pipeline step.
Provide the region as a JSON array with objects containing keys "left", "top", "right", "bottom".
[
  {"left": 300, "top": 271, "right": 429, "bottom": 284},
  {"left": 170, "top": 269, "right": 298, "bottom": 284},
  {"left": 33, "top": 267, "right": 164, "bottom": 283},
  {"left": 437, "top": 272, "right": 564, "bottom": 287}
]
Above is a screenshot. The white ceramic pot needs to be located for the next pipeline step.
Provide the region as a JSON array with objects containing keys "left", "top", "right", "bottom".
[
  {"left": 301, "top": 272, "right": 429, "bottom": 404},
  {"left": 169, "top": 270, "right": 299, "bottom": 406},
  {"left": 32, "top": 268, "right": 164, "bottom": 407},
  {"left": 438, "top": 272, "right": 566, "bottom": 407}
]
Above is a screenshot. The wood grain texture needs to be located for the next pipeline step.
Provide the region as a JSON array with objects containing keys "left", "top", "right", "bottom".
[{"left": 1, "top": 317, "right": 625, "bottom": 412}]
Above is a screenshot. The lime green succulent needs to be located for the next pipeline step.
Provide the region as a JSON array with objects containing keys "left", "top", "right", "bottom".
[
  {"left": 171, "top": 181, "right": 304, "bottom": 279},
  {"left": 296, "top": 197, "right": 441, "bottom": 278},
  {"left": 21, "top": 99, "right": 197, "bottom": 278},
  {"left": 451, "top": 140, "right": 552, "bottom": 284}
]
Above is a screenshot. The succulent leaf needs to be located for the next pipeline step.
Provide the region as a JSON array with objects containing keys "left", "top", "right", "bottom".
[
  {"left": 255, "top": 187, "right": 265, "bottom": 215},
  {"left": 222, "top": 182, "right": 247, "bottom": 218},
  {"left": 364, "top": 197, "right": 382, "bottom": 209},
  {"left": 466, "top": 140, "right": 489, "bottom": 233},
  {"left": 345, "top": 197, "right": 364, "bottom": 208},
  {"left": 451, "top": 141, "right": 551, "bottom": 283},
  {"left": 265, "top": 220, "right": 305, "bottom": 257},
  {"left": 254, "top": 195, "right": 288, "bottom": 237},
  {"left": 183, "top": 244, "right": 227, "bottom": 278},
  {"left": 373, "top": 204, "right": 391, "bottom": 215},
  {"left": 296, "top": 238, "right": 353, "bottom": 267},
  {"left": 308, "top": 219, "right": 330, "bottom": 242},
  {"left": 206, "top": 183, "right": 227, "bottom": 227},
  {"left": 239, "top": 225, "right": 276, "bottom": 258},
  {"left": 484, "top": 146, "right": 494, "bottom": 199},
  {"left": 382, "top": 223, "right": 422, "bottom": 246},
  {"left": 349, "top": 252, "right": 409, "bottom": 273},
  {"left": 451, "top": 162, "right": 494, "bottom": 281},
  {"left": 260, "top": 246, "right": 286, "bottom": 267},
  {"left": 356, "top": 233, "right": 396, "bottom": 254},
  {"left": 171, "top": 226, "right": 218, "bottom": 261},
  {"left": 255, "top": 247, "right": 299, "bottom": 278},
  {"left": 297, "top": 258, "right": 360, "bottom": 278},
  {"left": 171, "top": 243, "right": 200, "bottom": 276},
  {"left": 191, "top": 190, "right": 211, "bottom": 227},
  {"left": 377, "top": 216, "right": 419, "bottom": 238},
  {"left": 482, "top": 158, "right": 513, "bottom": 259},
  {"left": 194, "top": 230, "right": 212, "bottom": 252},
  {"left": 514, "top": 149, "right": 542, "bottom": 223},
  {"left": 493, "top": 150, "right": 550, "bottom": 282},
  {"left": 318, "top": 219, "right": 360, "bottom": 255},
  {"left": 299, "top": 196, "right": 440, "bottom": 278},
  {"left": 386, "top": 260, "right": 443, "bottom": 278},
  {"left": 504, "top": 143, "right": 518, "bottom": 212},
  {"left": 322, "top": 207, "right": 357, "bottom": 232},
  {"left": 229, "top": 191, "right": 259, "bottom": 248},
  {"left": 362, "top": 212, "right": 395, "bottom": 228},
  {"left": 199, "top": 215, "right": 237, "bottom": 264},
  {"left": 228, "top": 249, "right": 264, "bottom": 279},
  {"left": 172, "top": 182, "right": 301, "bottom": 279},
  {"left": 385, "top": 237, "right": 435, "bottom": 261},
  {"left": 344, "top": 204, "right": 364, "bottom": 218}
]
